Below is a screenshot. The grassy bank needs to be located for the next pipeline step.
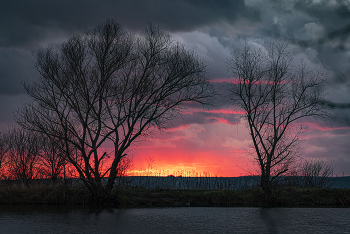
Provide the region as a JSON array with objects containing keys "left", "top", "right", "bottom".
[
  {"left": 0, "top": 183, "right": 349, "bottom": 207},
  {"left": 0, "top": 183, "right": 93, "bottom": 205},
  {"left": 118, "top": 187, "right": 350, "bottom": 207}
]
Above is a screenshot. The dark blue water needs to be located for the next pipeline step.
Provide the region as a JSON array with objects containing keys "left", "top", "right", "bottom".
[{"left": 0, "top": 206, "right": 349, "bottom": 233}]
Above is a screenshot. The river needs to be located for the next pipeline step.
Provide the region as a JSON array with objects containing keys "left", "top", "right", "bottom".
[{"left": 0, "top": 206, "right": 349, "bottom": 233}]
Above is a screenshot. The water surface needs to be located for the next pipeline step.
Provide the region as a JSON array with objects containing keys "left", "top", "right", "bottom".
[{"left": 0, "top": 206, "right": 349, "bottom": 233}]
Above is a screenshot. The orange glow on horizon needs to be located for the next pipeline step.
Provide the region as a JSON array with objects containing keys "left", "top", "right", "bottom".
[
  {"left": 123, "top": 121, "right": 255, "bottom": 177},
  {"left": 129, "top": 147, "right": 252, "bottom": 177}
]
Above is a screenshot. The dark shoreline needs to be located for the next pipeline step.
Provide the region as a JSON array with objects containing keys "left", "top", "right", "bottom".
[
  {"left": 0, "top": 183, "right": 350, "bottom": 208},
  {"left": 117, "top": 187, "right": 350, "bottom": 208}
]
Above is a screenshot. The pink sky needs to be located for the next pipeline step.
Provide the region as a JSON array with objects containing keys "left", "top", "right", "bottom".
[
  {"left": 130, "top": 121, "right": 252, "bottom": 177},
  {"left": 126, "top": 108, "right": 350, "bottom": 177},
  {"left": 1, "top": 0, "right": 350, "bottom": 177}
]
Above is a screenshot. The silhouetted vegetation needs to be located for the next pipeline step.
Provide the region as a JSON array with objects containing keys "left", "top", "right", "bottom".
[
  {"left": 0, "top": 181, "right": 349, "bottom": 207},
  {"left": 226, "top": 41, "right": 329, "bottom": 205},
  {"left": 0, "top": 157, "right": 343, "bottom": 207},
  {"left": 14, "top": 20, "right": 213, "bottom": 202},
  {"left": 0, "top": 182, "right": 92, "bottom": 205},
  {"left": 0, "top": 22, "right": 341, "bottom": 207},
  {"left": 7, "top": 127, "right": 41, "bottom": 185},
  {"left": 39, "top": 135, "right": 67, "bottom": 183},
  {"left": 286, "top": 159, "right": 334, "bottom": 188},
  {"left": 119, "top": 187, "right": 350, "bottom": 207},
  {"left": 0, "top": 131, "right": 9, "bottom": 179},
  {"left": 131, "top": 176, "right": 259, "bottom": 190}
]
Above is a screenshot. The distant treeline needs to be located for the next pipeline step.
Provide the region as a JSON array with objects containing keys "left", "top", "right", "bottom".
[
  {"left": 121, "top": 175, "right": 350, "bottom": 190},
  {"left": 2, "top": 175, "right": 348, "bottom": 191},
  {"left": 1, "top": 181, "right": 350, "bottom": 207}
]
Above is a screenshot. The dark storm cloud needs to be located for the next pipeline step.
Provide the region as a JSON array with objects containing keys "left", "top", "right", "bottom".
[
  {"left": 246, "top": 0, "right": 350, "bottom": 115},
  {"left": 0, "top": 49, "right": 35, "bottom": 95},
  {"left": 0, "top": 0, "right": 260, "bottom": 97},
  {"left": 0, "top": 0, "right": 260, "bottom": 48},
  {"left": 322, "top": 101, "right": 350, "bottom": 109},
  {"left": 295, "top": 0, "right": 350, "bottom": 27},
  {"left": 287, "top": 0, "right": 350, "bottom": 52},
  {"left": 292, "top": 0, "right": 350, "bottom": 114},
  {"left": 0, "top": 0, "right": 97, "bottom": 48},
  {"left": 253, "top": 0, "right": 350, "bottom": 51}
]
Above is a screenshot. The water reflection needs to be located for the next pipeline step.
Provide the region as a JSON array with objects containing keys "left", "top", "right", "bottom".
[
  {"left": 260, "top": 208, "right": 278, "bottom": 233},
  {"left": 0, "top": 206, "right": 349, "bottom": 234}
]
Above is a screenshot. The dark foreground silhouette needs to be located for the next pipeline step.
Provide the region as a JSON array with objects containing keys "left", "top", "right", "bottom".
[{"left": 0, "top": 183, "right": 349, "bottom": 207}]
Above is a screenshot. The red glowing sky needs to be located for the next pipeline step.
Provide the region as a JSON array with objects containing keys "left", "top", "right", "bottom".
[
  {"left": 110, "top": 72, "right": 350, "bottom": 177},
  {"left": 124, "top": 108, "right": 350, "bottom": 177},
  {"left": 130, "top": 121, "right": 252, "bottom": 177},
  {"left": 1, "top": 1, "right": 350, "bottom": 177}
]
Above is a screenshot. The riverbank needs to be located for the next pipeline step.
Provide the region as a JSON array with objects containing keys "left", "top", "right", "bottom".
[
  {"left": 0, "top": 183, "right": 349, "bottom": 207},
  {"left": 118, "top": 187, "right": 350, "bottom": 207}
]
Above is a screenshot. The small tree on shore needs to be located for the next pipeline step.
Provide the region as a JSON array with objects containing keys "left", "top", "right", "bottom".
[
  {"left": 38, "top": 136, "right": 67, "bottom": 182},
  {"left": 298, "top": 159, "right": 334, "bottom": 188},
  {"left": 0, "top": 131, "right": 9, "bottom": 179},
  {"left": 226, "top": 41, "right": 328, "bottom": 204},
  {"left": 16, "top": 20, "right": 212, "bottom": 201},
  {"left": 7, "top": 127, "right": 41, "bottom": 184}
]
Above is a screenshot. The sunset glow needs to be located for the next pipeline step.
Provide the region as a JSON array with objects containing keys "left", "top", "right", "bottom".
[
  {"left": 125, "top": 120, "right": 257, "bottom": 177},
  {"left": 129, "top": 148, "right": 250, "bottom": 177},
  {"left": 1, "top": 0, "right": 350, "bottom": 180},
  {"left": 126, "top": 115, "right": 350, "bottom": 177}
]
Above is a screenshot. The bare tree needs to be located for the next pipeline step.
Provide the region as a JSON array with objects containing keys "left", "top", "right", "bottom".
[
  {"left": 15, "top": 20, "right": 212, "bottom": 201},
  {"left": 298, "top": 159, "right": 334, "bottom": 188},
  {"left": 0, "top": 131, "right": 9, "bottom": 179},
  {"left": 38, "top": 135, "right": 67, "bottom": 182},
  {"left": 114, "top": 155, "right": 133, "bottom": 186},
  {"left": 226, "top": 41, "right": 328, "bottom": 203},
  {"left": 7, "top": 127, "right": 41, "bottom": 184},
  {"left": 116, "top": 155, "right": 133, "bottom": 177}
]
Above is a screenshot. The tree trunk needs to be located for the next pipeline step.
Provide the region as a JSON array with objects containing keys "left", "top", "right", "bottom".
[
  {"left": 260, "top": 173, "right": 273, "bottom": 206},
  {"left": 92, "top": 184, "right": 109, "bottom": 203}
]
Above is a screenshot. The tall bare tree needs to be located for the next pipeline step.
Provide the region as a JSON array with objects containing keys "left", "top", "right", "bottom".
[
  {"left": 16, "top": 20, "right": 212, "bottom": 201},
  {"left": 226, "top": 41, "right": 328, "bottom": 203}
]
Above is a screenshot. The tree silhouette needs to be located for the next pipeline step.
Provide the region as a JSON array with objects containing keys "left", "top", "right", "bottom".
[
  {"left": 38, "top": 135, "right": 67, "bottom": 182},
  {"left": 7, "top": 127, "right": 41, "bottom": 184},
  {"left": 226, "top": 41, "right": 328, "bottom": 204},
  {"left": 16, "top": 20, "right": 212, "bottom": 201},
  {"left": 0, "top": 131, "right": 9, "bottom": 179}
]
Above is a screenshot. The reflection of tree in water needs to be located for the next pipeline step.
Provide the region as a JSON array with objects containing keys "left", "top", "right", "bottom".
[{"left": 260, "top": 208, "right": 278, "bottom": 234}]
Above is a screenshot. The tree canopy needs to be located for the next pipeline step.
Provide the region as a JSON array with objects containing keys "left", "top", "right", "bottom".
[
  {"left": 16, "top": 20, "right": 213, "bottom": 201},
  {"left": 226, "top": 41, "right": 328, "bottom": 204}
]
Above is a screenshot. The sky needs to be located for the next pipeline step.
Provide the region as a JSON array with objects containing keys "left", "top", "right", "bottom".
[{"left": 1, "top": 0, "right": 350, "bottom": 177}]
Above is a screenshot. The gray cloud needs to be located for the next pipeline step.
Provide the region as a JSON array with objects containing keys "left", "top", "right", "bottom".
[
  {"left": 0, "top": 49, "right": 35, "bottom": 95},
  {"left": 303, "top": 130, "right": 350, "bottom": 176},
  {"left": 166, "top": 111, "right": 241, "bottom": 131},
  {"left": 0, "top": 0, "right": 261, "bottom": 99},
  {"left": 0, "top": 0, "right": 260, "bottom": 49}
]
